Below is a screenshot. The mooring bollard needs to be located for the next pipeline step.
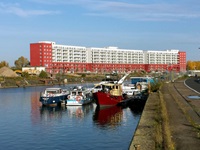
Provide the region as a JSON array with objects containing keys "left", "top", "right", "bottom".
[{"left": 134, "top": 144, "right": 140, "bottom": 150}]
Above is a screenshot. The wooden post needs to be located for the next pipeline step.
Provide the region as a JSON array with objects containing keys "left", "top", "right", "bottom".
[{"left": 134, "top": 144, "right": 140, "bottom": 150}]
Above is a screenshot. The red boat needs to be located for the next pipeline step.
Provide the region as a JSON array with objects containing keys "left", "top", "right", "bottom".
[
  {"left": 91, "top": 73, "right": 130, "bottom": 99},
  {"left": 95, "top": 83, "right": 125, "bottom": 107}
]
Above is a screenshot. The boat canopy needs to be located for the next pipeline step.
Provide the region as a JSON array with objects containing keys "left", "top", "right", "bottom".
[{"left": 130, "top": 77, "right": 154, "bottom": 84}]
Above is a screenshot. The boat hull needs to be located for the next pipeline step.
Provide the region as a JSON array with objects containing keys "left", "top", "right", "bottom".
[
  {"left": 40, "top": 95, "right": 68, "bottom": 105},
  {"left": 66, "top": 98, "right": 93, "bottom": 106},
  {"left": 95, "top": 91, "right": 123, "bottom": 107}
]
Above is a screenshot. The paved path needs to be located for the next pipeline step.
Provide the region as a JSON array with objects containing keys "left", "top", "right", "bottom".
[
  {"left": 162, "top": 81, "right": 200, "bottom": 150},
  {"left": 129, "top": 79, "right": 200, "bottom": 150},
  {"left": 185, "top": 77, "right": 200, "bottom": 93}
]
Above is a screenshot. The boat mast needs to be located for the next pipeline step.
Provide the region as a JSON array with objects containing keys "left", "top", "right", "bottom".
[{"left": 117, "top": 73, "right": 130, "bottom": 84}]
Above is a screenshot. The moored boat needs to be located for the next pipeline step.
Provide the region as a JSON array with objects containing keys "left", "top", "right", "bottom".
[
  {"left": 92, "top": 73, "right": 130, "bottom": 101},
  {"left": 40, "top": 88, "right": 69, "bottom": 106},
  {"left": 95, "top": 82, "right": 125, "bottom": 107},
  {"left": 130, "top": 76, "right": 154, "bottom": 91},
  {"left": 122, "top": 82, "right": 137, "bottom": 97},
  {"left": 122, "top": 76, "right": 153, "bottom": 97},
  {"left": 90, "top": 74, "right": 119, "bottom": 100},
  {"left": 66, "top": 86, "right": 93, "bottom": 106}
]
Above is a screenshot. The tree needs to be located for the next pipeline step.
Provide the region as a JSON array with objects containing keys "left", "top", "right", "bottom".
[
  {"left": 21, "top": 72, "right": 30, "bottom": 78},
  {"left": 39, "top": 70, "right": 48, "bottom": 78},
  {"left": 186, "top": 61, "right": 200, "bottom": 70},
  {"left": 0, "top": 61, "right": 9, "bottom": 68},
  {"left": 15, "top": 56, "right": 29, "bottom": 69}
]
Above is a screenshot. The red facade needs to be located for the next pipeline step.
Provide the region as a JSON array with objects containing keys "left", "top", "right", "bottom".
[
  {"left": 30, "top": 42, "right": 186, "bottom": 73},
  {"left": 30, "top": 42, "right": 52, "bottom": 71},
  {"left": 178, "top": 51, "right": 186, "bottom": 72}
]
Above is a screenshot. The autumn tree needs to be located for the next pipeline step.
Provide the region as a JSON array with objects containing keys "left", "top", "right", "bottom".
[
  {"left": 14, "top": 56, "right": 29, "bottom": 69},
  {"left": 186, "top": 61, "right": 200, "bottom": 70},
  {"left": 0, "top": 61, "right": 9, "bottom": 68}
]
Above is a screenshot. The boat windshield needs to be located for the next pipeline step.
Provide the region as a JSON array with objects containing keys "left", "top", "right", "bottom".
[
  {"left": 102, "top": 85, "right": 112, "bottom": 91},
  {"left": 94, "top": 85, "right": 101, "bottom": 89},
  {"left": 46, "top": 90, "right": 59, "bottom": 94},
  {"left": 131, "top": 78, "right": 147, "bottom": 84}
]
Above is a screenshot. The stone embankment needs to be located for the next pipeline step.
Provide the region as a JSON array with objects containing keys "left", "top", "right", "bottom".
[{"left": 129, "top": 79, "right": 200, "bottom": 150}]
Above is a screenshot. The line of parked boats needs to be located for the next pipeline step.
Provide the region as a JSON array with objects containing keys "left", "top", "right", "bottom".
[{"left": 39, "top": 73, "right": 154, "bottom": 108}]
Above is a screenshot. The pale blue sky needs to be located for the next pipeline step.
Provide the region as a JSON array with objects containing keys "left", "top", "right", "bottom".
[{"left": 1, "top": 0, "right": 200, "bottom": 66}]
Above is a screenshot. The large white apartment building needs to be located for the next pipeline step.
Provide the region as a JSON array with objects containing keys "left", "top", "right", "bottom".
[
  {"left": 30, "top": 41, "right": 186, "bottom": 73},
  {"left": 145, "top": 50, "right": 179, "bottom": 64}
]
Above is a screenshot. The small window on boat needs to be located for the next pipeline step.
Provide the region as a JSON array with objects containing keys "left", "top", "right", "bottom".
[
  {"left": 78, "top": 92, "right": 83, "bottom": 96},
  {"left": 95, "top": 85, "right": 101, "bottom": 88},
  {"left": 47, "top": 91, "right": 56, "bottom": 94}
]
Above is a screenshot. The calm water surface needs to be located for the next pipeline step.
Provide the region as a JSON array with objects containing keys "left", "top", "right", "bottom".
[{"left": 0, "top": 83, "right": 143, "bottom": 150}]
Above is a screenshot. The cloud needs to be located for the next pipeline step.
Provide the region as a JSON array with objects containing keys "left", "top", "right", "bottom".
[
  {"left": 0, "top": 2, "right": 60, "bottom": 17},
  {"left": 13, "top": 0, "right": 200, "bottom": 21},
  {"left": 77, "top": 1, "right": 200, "bottom": 21},
  {"left": 31, "top": 0, "right": 200, "bottom": 21}
]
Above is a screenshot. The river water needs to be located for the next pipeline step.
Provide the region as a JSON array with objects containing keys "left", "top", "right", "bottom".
[{"left": 0, "top": 83, "right": 143, "bottom": 150}]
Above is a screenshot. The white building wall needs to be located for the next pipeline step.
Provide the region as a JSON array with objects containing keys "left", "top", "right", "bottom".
[
  {"left": 47, "top": 42, "right": 180, "bottom": 65},
  {"left": 89, "top": 47, "right": 145, "bottom": 64},
  {"left": 22, "top": 67, "right": 45, "bottom": 75},
  {"left": 146, "top": 50, "right": 179, "bottom": 64},
  {"left": 52, "top": 44, "right": 87, "bottom": 63}
]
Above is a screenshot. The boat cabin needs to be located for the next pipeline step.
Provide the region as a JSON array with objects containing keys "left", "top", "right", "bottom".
[
  {"left": 71, "top": 91, "right": 83, "bottom": 96},
  {"left": 130, "top": 77, "right": 154, "bottom": 84},
  {"left": 44, "top": 88, "right": 63, "bottom": 94},
  {"left": 101, "top": 83, "right": 122, "bottom": 96}
]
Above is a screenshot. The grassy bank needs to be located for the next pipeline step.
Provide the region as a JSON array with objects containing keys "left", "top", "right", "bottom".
[
  {"left": 0, "top": 74, "right": 106, "bottom": 88},
  {"left": 157, "top": 90, "right": 175, "bottom": 150},
  {"left": 0, "top": 72, "right": 150, "bottom": 88}
]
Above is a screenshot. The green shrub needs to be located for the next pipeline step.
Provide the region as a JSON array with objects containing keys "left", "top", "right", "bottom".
[
  {"left": 21, "top": 72, "right": 29, "bottom": 78},
  {"left": 150, "top": 81, "right": 162, "bottom": 92}
]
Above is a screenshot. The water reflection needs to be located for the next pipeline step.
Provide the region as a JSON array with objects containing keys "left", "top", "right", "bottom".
[
  {"left": 93, "top": 106, "right": 123, "bottom": 127},
  {"left": 31, "top": 91, "right": 42, "bottom": 125},
  {"left": 128, "top": 103, "right": 146, "bottom": 116},
  {"left": 66, "top": 104, "right": 95, "bottom": 119},
  {"left": 40, "top": 105, "right": 67, "bottom": 121},
  {"left": 39, "top": 103, "right": 96, "bottom": 122}
]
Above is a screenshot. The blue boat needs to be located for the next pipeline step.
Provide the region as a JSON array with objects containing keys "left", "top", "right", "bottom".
[
  {"left": 40, "top": 88, "right": 69, "bottom": 106},
  {"left": 130, "top": 76, "right": 154, "bottom": 85}
]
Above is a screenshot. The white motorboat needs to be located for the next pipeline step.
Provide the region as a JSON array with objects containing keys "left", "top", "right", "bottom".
[{"left": 66, "top": 86, "right": 93, "bottom": 106}]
